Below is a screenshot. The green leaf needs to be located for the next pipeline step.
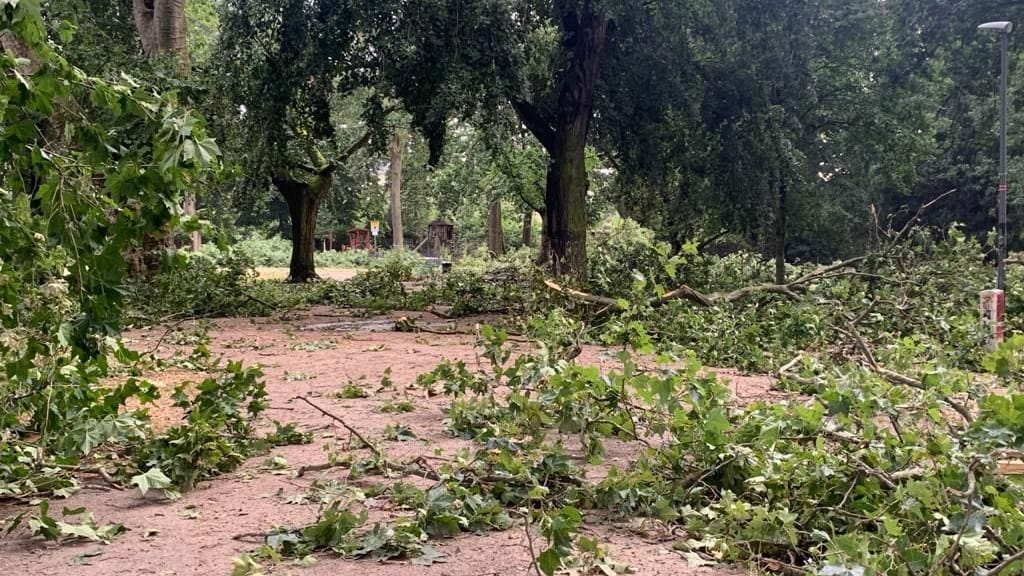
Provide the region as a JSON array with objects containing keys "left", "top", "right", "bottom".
[
  {"left": 131, "top": 467, "right": 173, "bottom": 496},
  {"left": 230, "top": 554, "right": 264, "bottom": 576},
  {"left": 537, "top": 548, "right": 563, "bottom": 576},
  {"left": 410, "top": 545, "right": 446, "bottom": 566}
]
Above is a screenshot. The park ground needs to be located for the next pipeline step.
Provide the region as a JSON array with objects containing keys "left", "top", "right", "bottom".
[
  {"left": 255, "top": 267, "right": 361, "bottom": 282},
  {"left": 0, "top": 307, "right": 784, "bottom": 576}
]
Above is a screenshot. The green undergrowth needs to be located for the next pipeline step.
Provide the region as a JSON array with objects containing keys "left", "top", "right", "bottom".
[
  {"left": 251, "top": 311, "right": 1024, "bottom": 576},
  {"left": 126, "top": 248, "right": 536, "bottom": 321},
  {"left": 577, "top": 226, "right": 1024, "bottom": 373}
]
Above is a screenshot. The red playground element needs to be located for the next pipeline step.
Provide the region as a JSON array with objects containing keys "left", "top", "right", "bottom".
[{"left": 346, "top": 228, "right": 373, "bottom": 250}]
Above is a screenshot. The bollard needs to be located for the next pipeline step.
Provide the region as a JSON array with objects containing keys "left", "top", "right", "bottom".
[{"left": 980, "top": 289, "right": 1006, "bottom": 349}]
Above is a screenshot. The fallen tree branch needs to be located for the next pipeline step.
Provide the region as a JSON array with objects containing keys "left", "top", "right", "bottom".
[
  {"left": 981, "top": 548, "right": 1024, "bottom": 576},
  {"left": 839, "top": 326, "right": 974, "bottom": 424},
  {"left": 291, "top": 395, "right": 382, "bottom": 459},
  {"left": 546, "top": 255, "right": 863, "bottom": 310},
  {"left": 297, "top": 461, "right": 348, "bottom": 477},
  {"left": 886, "top": 188, "right": 958, "bottom": 247},
  {"left": 544, "top": 279, "right": 622, "bottom": 307},
  {"left": 546, "top": 191, "right": 957, "bottom": 312},
  {"left": 776, "top": 354, "right": 822, "bottom": 388}
]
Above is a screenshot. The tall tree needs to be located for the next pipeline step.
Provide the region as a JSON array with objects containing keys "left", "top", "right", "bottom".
[
  {"left": 132, "top": 0, "right": 189, "bottom": 71},
  {"left": 377, "top": 0, "right": 621, "bottom": 280},
  {"left": 487, "top": 197, "right": 505, "bottom": 257},
  {"left": 215, "top": 0, "right": 388, "bottom": 281},
  {"left": 132, "top": 0, "right": 200, "bottom": 251},
  {"left": 388, "top": 130, "right": 405, "bottom": 249},
  {"left": 600, "top": 0, "right": 928, "bottom": 268}
]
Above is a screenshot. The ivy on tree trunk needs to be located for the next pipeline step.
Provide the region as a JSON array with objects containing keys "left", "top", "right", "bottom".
[{"left": 509, "top": 3, "right": 610, "bottom": 282}]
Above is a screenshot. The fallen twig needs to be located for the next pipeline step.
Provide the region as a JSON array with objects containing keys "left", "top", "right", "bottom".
[
  {"left": 981, "top": 549, "right": 1024, "bottom": 576},
  {"left": 840, "top": 325, "right": 973, "bottom": 423},
  {"left": 297, "top": 461, "right": 348, "bottom": 477},
  {"left": 143, "top": 316, "right": 200, "bottom": 356},
  {"left": 56, "top": 464, "right": 125, "bottom": 490},
  {"left": 291, "top": 395, "right": 382, "bottom": 459},
  {"left": 522, "top": 513, "right": 544, "bottom": 576}
]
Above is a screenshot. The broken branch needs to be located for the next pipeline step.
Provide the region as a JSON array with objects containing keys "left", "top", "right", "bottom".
[{"left": 292, "top": 395, "right": 382, "bottom": 459}]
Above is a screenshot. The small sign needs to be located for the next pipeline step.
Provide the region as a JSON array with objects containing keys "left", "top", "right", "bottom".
[{"left": 370, "top": 220, "right": 380, "bottom": 237}]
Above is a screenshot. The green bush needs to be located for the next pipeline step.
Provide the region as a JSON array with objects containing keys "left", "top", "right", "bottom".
[
  {"left": 127, "top": 251, "right": 267, "bottom": 318},
  {"left": 202, "top": 230, "right": 373, "bottom": 268},
  {"left": 132, "top": 362, "right": 267, "bottom": 492}
]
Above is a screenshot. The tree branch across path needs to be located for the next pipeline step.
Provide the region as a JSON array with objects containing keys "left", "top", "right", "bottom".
[
  {"left": 546, "top": 190, "right": 959, "bottom": 310},
  {"left": 545, "top": 254, "right": 862, "bottom": 309}
]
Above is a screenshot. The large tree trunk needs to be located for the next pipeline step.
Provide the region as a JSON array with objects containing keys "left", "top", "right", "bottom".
[
  {"left": 487, "top": 198, "right": 505, "bottom": 257},
  {"left": 549, "top": 126, "right": 589, "bottom": 278},
  {"left": 132, "top": 0, "right": 190, "bottom": 72},
  {"left": 388, "top": 131, "right": 404, "bottom": 250},
  {"left": 511, "top": 5, "right": 609, "bottom": 281},
  {"left": 134, "top": 0, "right": 195, "bottom": 251},
  {"left": 273, "top": 172, "right": 333, "bottom": 283},
  {"left": 522, "top": 210, "right": 533, "bottom": 247}
]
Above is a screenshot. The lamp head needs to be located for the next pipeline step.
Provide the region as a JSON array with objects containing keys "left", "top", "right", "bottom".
[{"left": 979, "top": 21, "right": 1013, "bottom": 33}]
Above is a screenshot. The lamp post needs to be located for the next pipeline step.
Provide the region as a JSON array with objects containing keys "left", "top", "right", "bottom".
[
  {"left": 979, "top": 21, "right": 1012, "bottom": 346},
  {"left": 979, "top": 20, "right": 1012, "bottom": 289}
]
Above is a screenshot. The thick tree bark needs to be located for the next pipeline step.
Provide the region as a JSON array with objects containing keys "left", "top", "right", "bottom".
[
  {"left": 134, "top": 0, "right": 195, "bottom": 254},
  {"left": 510, "top": 4, "right": 609, "bottom": 281},
  {"left": 522, "top": 210, "right": 533, "bottom": 247},
  {"left": 487, "top": 199, "right": 505, "bottom": 257},
  {"left": 388, "top": 131, "right": 404, "bottom": 250},
  {"left": 550, "top": 125, "right": 589, "bottom": 278},
  {"left": 273, "top": 171, "right": 334, "bottom": 283},
  {"left": 132, "top": 0, "right": 190, "bottom": 72},
  {"left": 133, "top": 0, "right": 158, "bottom": 56}
]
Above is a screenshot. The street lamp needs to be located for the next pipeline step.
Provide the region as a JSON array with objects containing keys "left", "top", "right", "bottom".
[
  {"left": 979, "top": 21, "right": 1012, "bottom": 289},
  {"left": 979, "top": 20, "right": 1012, "bottom": 346}
]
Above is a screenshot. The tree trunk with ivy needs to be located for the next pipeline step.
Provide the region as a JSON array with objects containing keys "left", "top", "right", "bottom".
[
  {"left": 510, "top": 5, "right": 608, "bottom": 282},
  {"left": 133, "top": 0, "right": 197, "bottom": 253},
  {"left": 273, "top": 169, "right": 334, "bottom": 283},
  {"left": 522, "top": 210, "right": 533, "bottom": 247}
]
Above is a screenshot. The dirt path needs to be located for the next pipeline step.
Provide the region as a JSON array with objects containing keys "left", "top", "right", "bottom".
[
  {"left": 0, "top": 308, "right": 771, "bottom": 576},
  {"left": 255, "top": 267, "right": 361, "bottom": 281}
]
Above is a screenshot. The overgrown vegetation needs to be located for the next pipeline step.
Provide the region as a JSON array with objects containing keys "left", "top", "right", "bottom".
[
  {"left": 262, "top": 276, "right": 1024, "bottom": 574},
  {"left": 5, "top": 2, "right": 1024, "bottom": 576},
  {"left": 0, "top": 1, "right": 278, "bottom": 529}
]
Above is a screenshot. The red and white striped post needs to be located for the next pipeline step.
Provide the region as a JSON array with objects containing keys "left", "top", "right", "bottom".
[{"left": 981, "top": 289, "right": 1006, "bottom": 348}]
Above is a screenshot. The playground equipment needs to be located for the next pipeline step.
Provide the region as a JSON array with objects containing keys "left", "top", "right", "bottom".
[
  {"left": 346, "top": 228, "right": 373, "bottom": 250},
  {"left": 423, "top": 219, "right": 454, "bottom": 258}
]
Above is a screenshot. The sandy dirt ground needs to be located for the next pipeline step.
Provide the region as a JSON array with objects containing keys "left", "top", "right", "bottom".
[
  {"left": 0, "top": 307, "right": 778, "bottom": 576},
  {"left": 255, "top": 267, "right": 361, "bottom": 281}
]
